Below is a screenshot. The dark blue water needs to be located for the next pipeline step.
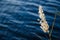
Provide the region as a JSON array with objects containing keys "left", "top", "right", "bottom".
[{"left": 0, "top": 0, "right": 60, "bottom": 40}]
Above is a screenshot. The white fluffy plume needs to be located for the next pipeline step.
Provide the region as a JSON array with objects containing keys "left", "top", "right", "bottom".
[{"left": 38, "top": 6, "right": 49, "bottom": 33}]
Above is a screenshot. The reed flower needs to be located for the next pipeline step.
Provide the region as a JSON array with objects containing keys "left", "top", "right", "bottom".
[{"left": 38, "top": 6, "right": 49, "bottom": 33}]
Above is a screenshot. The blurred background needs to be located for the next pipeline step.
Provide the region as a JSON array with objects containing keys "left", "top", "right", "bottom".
[{"left": 0, "top": 0, "right": 60, "bottom": 40}]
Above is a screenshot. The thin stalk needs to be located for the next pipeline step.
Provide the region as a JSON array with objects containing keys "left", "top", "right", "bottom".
[{"left": 49, "top": 13, "right": 56, "bottom": 40}]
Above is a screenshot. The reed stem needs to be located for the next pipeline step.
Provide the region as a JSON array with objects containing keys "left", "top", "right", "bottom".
[{"left": 49, "top": 13, "right": 56, "bottom": 40}]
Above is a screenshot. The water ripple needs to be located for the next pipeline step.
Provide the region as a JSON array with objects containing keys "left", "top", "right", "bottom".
[{"left": 0, "top": 0, "right": 60, "bottom": 40}]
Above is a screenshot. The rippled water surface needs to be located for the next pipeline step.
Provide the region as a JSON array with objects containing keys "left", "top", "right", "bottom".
[{"left": 0, "top": 0, "right": 60, "bottom": 40}]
